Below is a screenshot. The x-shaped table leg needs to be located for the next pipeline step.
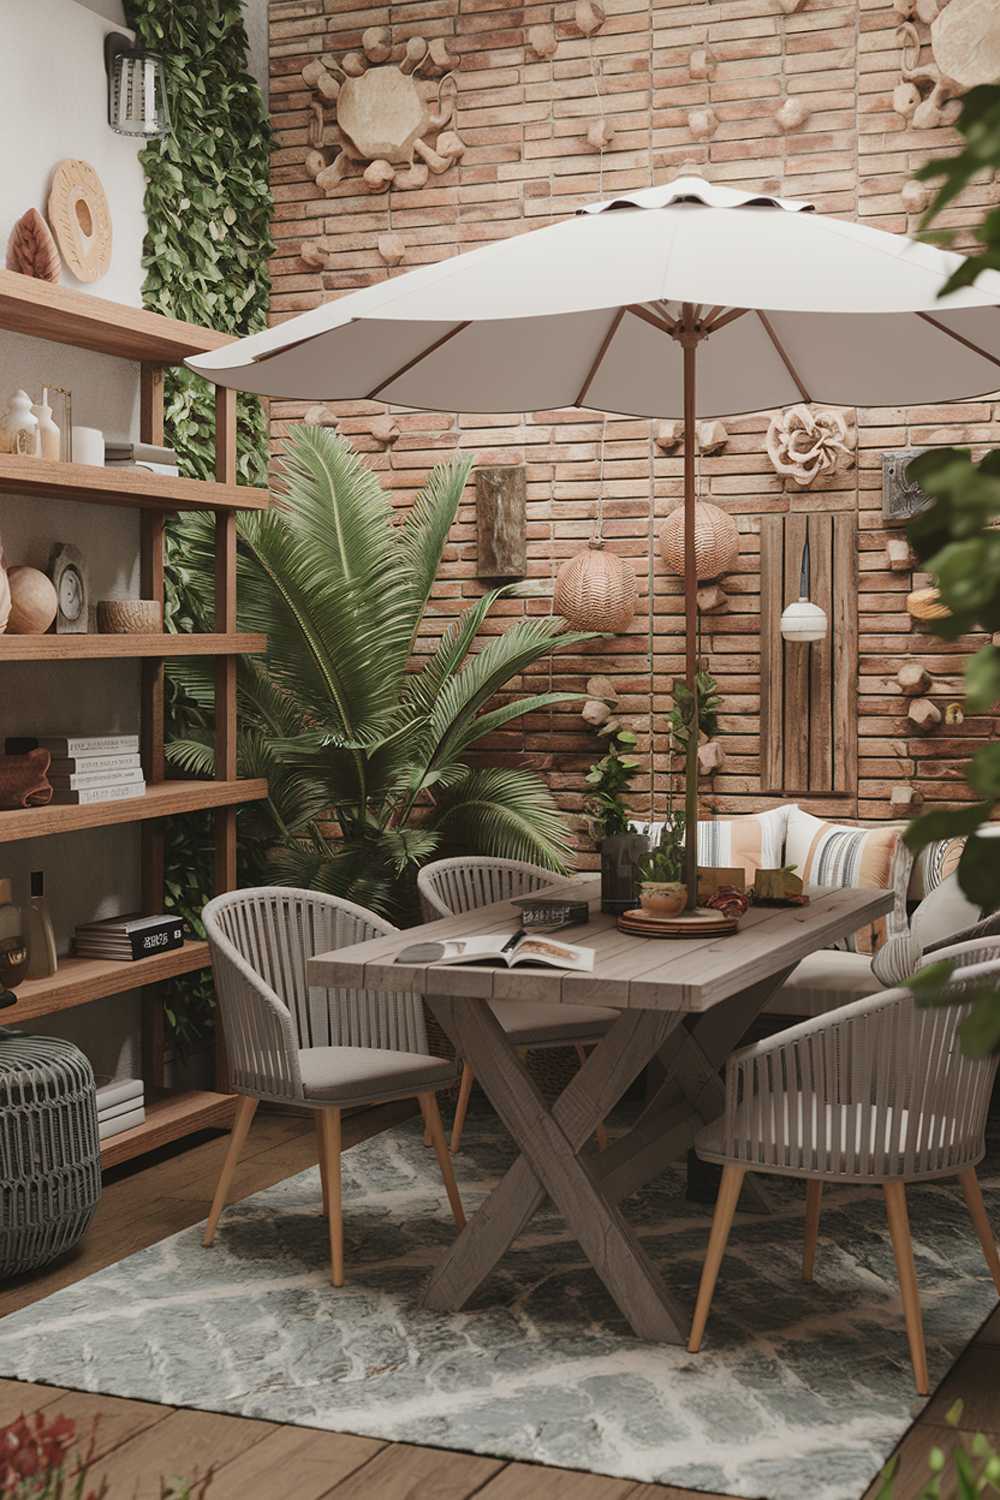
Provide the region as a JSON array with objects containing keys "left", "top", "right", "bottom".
[{"left": 424, "top": 998, "right": 687, "bottom": 1342}]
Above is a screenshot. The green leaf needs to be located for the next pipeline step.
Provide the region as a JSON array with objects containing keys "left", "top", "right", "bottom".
[
  {"left": 966, "top": 645, "right": 1000, "bottom": 714},
  {"left": 903, "top": 803, "right": 991, "bottom": 857}
]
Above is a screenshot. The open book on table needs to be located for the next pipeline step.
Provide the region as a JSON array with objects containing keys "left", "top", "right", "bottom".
[{"left": 396, "top": 929, "right": 595, "bottom": 973}]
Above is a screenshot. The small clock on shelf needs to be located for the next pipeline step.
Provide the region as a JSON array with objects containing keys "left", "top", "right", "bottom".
[{"left": 48, "top": 543, "right": 89, "bottom": 635}]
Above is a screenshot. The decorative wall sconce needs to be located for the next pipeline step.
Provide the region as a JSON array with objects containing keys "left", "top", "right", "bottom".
[
  {"left": 104, "top": 32, "right": 171, "bottom": 139},
  {"left": 780, "top": 537, "right": 828, "bottom": 642}
]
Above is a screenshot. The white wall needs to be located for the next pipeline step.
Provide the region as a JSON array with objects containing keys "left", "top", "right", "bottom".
[{"left": 1, "top": 0, "right": 150, "bottom": 1079}]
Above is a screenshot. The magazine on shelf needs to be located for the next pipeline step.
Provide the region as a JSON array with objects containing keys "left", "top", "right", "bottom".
[
  {"left": 99, "top": 1105, "right": 145, "bottom": 1142},
  {"left": 95, "top": 1077, "right": 144, "bottom": 1113},
  {"left": 98, "top": 1093, "right": 146, "bottom": 1125},
  {"left": 395, "top": 929, "right": 594, "bottom": 973},
  {"left": 75, "top": 913, "right": 185, "bottom": 961},
  {"left": 48, "top": 767, "right": 146, "bottom": 792},
  {"left": 48, "top": 754, "right": 142, "bottom": 776}
]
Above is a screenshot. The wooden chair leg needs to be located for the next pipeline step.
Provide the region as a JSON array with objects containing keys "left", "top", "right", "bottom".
[
  {"left": 320, "top": 1107, "right": 343, "bottom": 1287},
  {"left": 419, "top": 1091, "right": 466, "bottom": 1230},
  {"left": 688, "top": 1164, "right": 746, "bottom": 1353},
  {"left": 803, "top": 1180, "right": 822, "bottom": 1282},
  {"left": 314, "top": 1111, "right": 330, "bottom": 1216},
  {"left": 574, "top": 1043, "right": 608, "bottom": 1151},
  {"left": 450, "top": 1062, "right": 475, "bottom": 1154},
  {"left": 884, "top": 1181, "right": 929, "bottom": 1396},
  {"left": 959, "top": 1167, "right": 1000, "bottom": 1295},
  {"left": 203, "top": 1095, "right": 257, "bottom": 1247}
]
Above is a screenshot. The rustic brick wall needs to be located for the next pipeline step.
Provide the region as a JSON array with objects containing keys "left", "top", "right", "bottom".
[{"left": 267, "top": 0, "right": 999, "bottom": 865}]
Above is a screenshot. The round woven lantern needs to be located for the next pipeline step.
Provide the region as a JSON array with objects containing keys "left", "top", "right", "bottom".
[
  {"left": 554, "top": 540, "right": 637, "bottom": 631},
  {"left": 658, "top": 501, "right": 739, "bottom": 581}
]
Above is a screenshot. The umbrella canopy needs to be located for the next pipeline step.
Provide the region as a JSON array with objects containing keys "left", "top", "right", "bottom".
[
  {"left": 187, "top": 177, "right": 1000, "bottom": 416},
  {"left": 188, "top": 175, "right": 1000, "bottom": 911}
]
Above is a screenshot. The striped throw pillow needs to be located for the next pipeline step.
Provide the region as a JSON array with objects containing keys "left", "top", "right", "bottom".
[
  {"left": 785, "top": 808, "right": 901, "bottom": 954},
  {"left": 637, "top": 805, "right": 794, "bottom": 883},
  {"left": 908, "top": 837, "right": 965, "bottom": 902}
]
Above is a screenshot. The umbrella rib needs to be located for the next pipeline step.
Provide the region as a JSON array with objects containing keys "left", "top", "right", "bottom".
[
  {"left": 916, "top": 311, "right": 1000, "bottom": 371},
  {"left": 365, "top": 321, "right": 472, "bottom": 400},
  {"left": 704, "top": 306, "right": 749, "bottom": 334},
  {"left": 627, "top": 303, "right": 678, "bottom": 337},
  {"left": 575, "top": 307, "right": 627, "bottom": 406},
  {"left": 756, "top": 311, "right": 812, "bottom": 402}
]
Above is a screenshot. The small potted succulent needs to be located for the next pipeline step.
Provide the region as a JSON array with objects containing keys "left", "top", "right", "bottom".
[{"left": 638, "top": 812, "right": 686, "bottom": 916}]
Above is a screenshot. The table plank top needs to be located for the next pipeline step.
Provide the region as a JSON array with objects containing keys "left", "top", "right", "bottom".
[{"left": 307, "top": 877, "right": 894, "bottom": 1014}]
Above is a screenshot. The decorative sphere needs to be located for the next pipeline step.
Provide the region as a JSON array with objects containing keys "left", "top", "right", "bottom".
[
  {"left": 658, "top": 501, "right": 740, "bottom": 581},
  {"left": 780, "top": 597, "right": 828, "bottom": 642},
  {"left": 554, "top": 541, "right": 637, "bottom": 632},
  {"left": 6, "top": 566, "right": 58, "bottom": 634}
]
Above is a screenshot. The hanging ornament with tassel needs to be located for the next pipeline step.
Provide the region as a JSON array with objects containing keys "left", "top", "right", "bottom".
[{"left": 554, "top": 418, "right": 637, "bottom": 632}]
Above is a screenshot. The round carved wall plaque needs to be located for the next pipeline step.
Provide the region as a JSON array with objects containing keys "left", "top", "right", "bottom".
[{"left": 47, "top": 159, "right": 112, "bottom": 284}]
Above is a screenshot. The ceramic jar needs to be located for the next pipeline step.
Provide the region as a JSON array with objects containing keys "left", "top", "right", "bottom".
[
  {"left": 639, "top": 881, "right": 687, "bottom": 917},
  {"left": 0, "top": 391, "right": 39, "bottom": 457}
]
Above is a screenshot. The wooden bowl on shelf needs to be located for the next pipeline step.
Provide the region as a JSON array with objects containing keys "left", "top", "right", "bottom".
[{"left": 97, "top": 599, "right": 162, "bottom": 634}]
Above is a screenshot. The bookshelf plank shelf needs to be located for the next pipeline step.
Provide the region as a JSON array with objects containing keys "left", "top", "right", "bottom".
[
  {"left": 0, "top": 455, "right": 268, "bottom": 514},
  {"left": 5, "top": 941, "right": 211, "bottom": 1025},
  {"left": 100, "top": 1088, "right": 236, "bottom": 1169},
  {"left": 0, "top": 269, "right": 232, "bottom": 362},
  {"left": 0, "top": 778, "right": 268, "bottom": 844},
  {"left": 0, "top": 633, "right": 266, "bottom": 662}
]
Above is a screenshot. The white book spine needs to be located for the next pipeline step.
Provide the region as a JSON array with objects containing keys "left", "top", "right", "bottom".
[
  {"left": 98, "top": 1093, "right": 146, "bottom": 1123},
  {"left": 49, "top": 754, "right": 142, "bottom": 775},
  {"left": 39, "top": 736, "right": 139, "bottom": 756},
  {"left": 52, "top": 782, "right": 146, "bottom": 806},
  {"left": 98, "top": 1105, "right": 145, "bottom": 1141},
  {"left": 95, "top": 1077, "right": 144, "bottom": 1111},
  {"left": 49, "top": 768, "right": 146, "bottom": 791}
]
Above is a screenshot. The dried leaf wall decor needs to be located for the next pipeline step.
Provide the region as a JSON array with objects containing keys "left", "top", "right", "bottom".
[{"left": 5, "top": 208, "right": 61, "bottom": 282}]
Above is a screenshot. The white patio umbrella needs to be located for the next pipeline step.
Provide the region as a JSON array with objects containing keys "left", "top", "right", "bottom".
[{"left": 187, "top": 176, "right": 1000, "bottom": 907}]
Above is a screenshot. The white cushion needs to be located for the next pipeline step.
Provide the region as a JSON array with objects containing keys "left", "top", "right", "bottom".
[
  {"left": 763, "top": 949, "right": 880, "bottom": 1018},
  {"left": 299, "top": 1046, "right": 455, "bottom": 1103},
  {"left": 490, "top": 1000, "right": 616, "bottom": 1044},
  {"left": 911, "top": 872, "right": 981, "bottom": 952}
]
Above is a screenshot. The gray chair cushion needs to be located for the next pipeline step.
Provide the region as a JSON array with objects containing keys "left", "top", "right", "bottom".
[
  {"left": 762, "top": 949, "right": 880, "bottom": 1018},
  {"left": 490, "top": 1000, "right": 617, "bottom": 1044},
  {"left": 299, "top": 1046, "right": 456, "bottom": 1104}
]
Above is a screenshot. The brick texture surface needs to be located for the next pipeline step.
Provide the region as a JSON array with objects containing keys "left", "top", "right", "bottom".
[{"left": 268, "top": 0, "right": 1000, "bottom": 867}]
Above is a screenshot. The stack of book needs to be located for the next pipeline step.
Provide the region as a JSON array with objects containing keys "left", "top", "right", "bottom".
[
  {"left": 5, "top": 734, "right": 145, "bottom": 805},
  {"left": 74, "top": 911, "right": 186, "bottom": 962},
  {"left": 104, "top": 440, "right": 180, "bottom": 478},
  {"left": 95, "top": 1077, "right": 145, "bottom": 1142}
]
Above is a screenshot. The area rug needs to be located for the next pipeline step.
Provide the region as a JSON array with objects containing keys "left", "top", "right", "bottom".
[{"left": 1, "top": 1112, "right": 997, "bottom": 1500}]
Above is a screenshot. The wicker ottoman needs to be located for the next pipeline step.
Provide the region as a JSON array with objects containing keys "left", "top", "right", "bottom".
[{"left": 0, "top": 1029, "right": 101, "bottom": 1276}]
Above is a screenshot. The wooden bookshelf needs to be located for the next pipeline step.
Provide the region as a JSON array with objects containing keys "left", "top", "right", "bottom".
[
  {"left": 0, "top": 633, "right": 266, "bottom": 662},
  {"left": 0, "top": 454, "right": 268, "bottom": 514},
  {"left": 1, "top": 272, "right": 268, "bottom": 1169},
  {"left": 5, "top": 942, "right": 211, "bottom": 1025},
  {"left": 100, "top": 1088, "right": 236, "bottom": 1169}
]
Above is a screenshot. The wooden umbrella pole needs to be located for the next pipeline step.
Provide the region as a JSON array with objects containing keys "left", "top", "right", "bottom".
[{"left": 681, "top": 305, "right": 699, "bottom": 912}]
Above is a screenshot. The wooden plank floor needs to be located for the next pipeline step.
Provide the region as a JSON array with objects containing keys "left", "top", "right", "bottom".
[{"left": 0, "top": 1106, "right": 997, "bottom": 1499}]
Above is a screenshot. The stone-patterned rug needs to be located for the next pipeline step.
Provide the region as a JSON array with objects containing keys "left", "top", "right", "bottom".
[{"left": 1, "top": 1112, "right": 997, "bottom": 1500}]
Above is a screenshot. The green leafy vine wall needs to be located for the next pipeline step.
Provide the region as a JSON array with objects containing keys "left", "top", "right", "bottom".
[{"left": 126, "top": 0, "right": 273, "bottom": 1045}]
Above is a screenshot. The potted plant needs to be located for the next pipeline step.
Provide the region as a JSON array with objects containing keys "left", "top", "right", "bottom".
[
  {"left": 584, "top": 725, "right": 648, "bottom": 914},
  {"left": 638, "top": 812, "right": 687, "bottom": 916}
]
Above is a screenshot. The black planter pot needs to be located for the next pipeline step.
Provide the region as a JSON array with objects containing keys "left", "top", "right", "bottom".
[{"left": 599, "top": 831, "right": 648, "bottom": 914}]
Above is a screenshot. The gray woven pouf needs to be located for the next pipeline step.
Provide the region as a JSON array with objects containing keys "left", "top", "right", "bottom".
[{"left": 0, "top": 1028, "right": 101, "bottom": 1277}]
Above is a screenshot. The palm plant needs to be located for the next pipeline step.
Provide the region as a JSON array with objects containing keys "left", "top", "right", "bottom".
[{"left": 166, "top": 427, "right": 598, "bottom": 920}]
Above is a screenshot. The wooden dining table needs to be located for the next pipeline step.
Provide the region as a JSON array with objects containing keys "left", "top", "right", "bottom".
[{"left": 308, "top": 876, "right": 893, "bottom": 1344}]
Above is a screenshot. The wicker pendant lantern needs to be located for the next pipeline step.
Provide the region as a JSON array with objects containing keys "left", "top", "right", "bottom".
[
  {"left": 659, "top": 500, "right": 739, "bottom": 581},
  {"left": 554, "top": 417, "right": 638, "bottom": 633},
  {"left": 554, "top": 538, "right": 637, "bottom": 631}
]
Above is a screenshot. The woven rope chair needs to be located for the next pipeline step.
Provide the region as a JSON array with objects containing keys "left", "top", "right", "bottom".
[
  {"left": 687, "top": 954, "right": 1000, "bottom": 1393},
  {"left": 417, "top": 857, "right": 617, "bottom": 1153},
  {"left": 203, "top": 887, "right": 465, "bottom": 1286}
]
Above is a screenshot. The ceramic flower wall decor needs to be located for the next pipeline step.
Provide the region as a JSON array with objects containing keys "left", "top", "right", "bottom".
[
  {"left": 302, "top": 29, "right": 465, "bottom": 195},
  {"left": 765, "top": 405, "right": 857, "bottom": 487}
]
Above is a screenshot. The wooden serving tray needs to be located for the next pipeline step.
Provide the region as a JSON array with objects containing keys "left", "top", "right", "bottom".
[{"left": 617, "top": 907, "right": 741, "bottom": 939}]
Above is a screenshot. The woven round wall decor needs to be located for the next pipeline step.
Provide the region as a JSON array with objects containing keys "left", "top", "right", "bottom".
[
  {"left": 658, "top": 500, "right": 740, "bottom": 581},
  {"left": 47, "top": 159, "right": 112, "bottom": 284},
  {"left": 554, "top": 539, "right": 637, "bottom": 632},
  {"left": 907, "top": 586, "right": 951, "bottom": 622}
]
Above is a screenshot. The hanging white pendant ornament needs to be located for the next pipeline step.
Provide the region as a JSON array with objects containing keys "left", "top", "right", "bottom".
[{"left": 780, "top": 597, "right": 828, "bottom": 642}]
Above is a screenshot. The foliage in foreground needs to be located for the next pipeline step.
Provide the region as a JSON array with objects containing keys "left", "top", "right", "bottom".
[
  {"left": 900, "top": 83, "right": 1000, "bottom": 1053},
  {"left": 0, "top": 1409, "right": 211, "bottom": 1498},
  {"left": 873, "top": 1401, "right": 1000, "bottom": 1498},
  {"left": 166, "top": 428, "right": 597, "bottom": 922}
]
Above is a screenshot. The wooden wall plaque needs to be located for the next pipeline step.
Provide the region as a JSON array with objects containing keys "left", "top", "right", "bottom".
[
  {"left": 475, "top": 466, "right": 527, "bottom": 578},
  {"left": 759, "top": 511, "right": 857, "bottom": 797}
]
